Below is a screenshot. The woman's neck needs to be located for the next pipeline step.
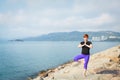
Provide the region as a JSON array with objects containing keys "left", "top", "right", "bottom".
[{"left": 84, "top": 40, "right": 88, "bottom": 42}]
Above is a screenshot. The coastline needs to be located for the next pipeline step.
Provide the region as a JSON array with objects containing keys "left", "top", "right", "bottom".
[{"left": 29, "top": 45, "right": 120, "bottom": 80}]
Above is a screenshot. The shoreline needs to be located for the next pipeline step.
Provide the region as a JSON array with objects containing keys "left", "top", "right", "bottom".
[
  {"left": 28, "top": 45, "right": 120, "bottom": 80},
  {"left": 28, "top": 60, "right": 74, "bottom": 79}
]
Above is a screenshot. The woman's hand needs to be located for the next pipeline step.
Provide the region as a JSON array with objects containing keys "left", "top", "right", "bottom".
[
  {"left": 84, "top": 42, "right": 86, "bottom": 46},
  {"left": 78, "top": 44, "right": 84, "bottom": 48},
  {"left": 85, "top": 44, "right": 93, "bottom": 48}
]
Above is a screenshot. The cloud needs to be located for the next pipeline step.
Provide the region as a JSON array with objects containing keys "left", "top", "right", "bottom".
[
  {"left": 0, "top": 9, "right": 27, "bottom": 26},
  {"left": 0, "top": 10, "right": 114, "bottom": 27},
  {"left": 79, "top": 13, "right": 114, "bottom": 26},
  {"left": 0, "top": 0, "right": 119, "bottom": 39},
  {"left": 72, "top": 0, "right": 120, "bottom": 12},
  {"left": 37, "top": 13, "right": 114, "bottom": 27}
]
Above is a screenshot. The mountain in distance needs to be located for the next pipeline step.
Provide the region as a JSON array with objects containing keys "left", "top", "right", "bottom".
[{"left": 20, "top": 31, "right": 120, "bottom": 41}]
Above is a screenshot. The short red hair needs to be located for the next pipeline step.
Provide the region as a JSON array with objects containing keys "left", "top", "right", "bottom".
[{"left": 83, "top": 34, "right": 89, "bottom": 38}]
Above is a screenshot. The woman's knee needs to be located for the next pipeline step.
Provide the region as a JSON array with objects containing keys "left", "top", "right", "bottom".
[
  {"left": 74, "top": 54, "right": 83, "bottom": 61},
  {"left": 74, "top": 57, "right": 78, "bottom": 61}
]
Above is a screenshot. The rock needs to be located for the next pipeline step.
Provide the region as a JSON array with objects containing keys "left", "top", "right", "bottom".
[
  {"left": 86, "top": 74, "right": 113, "bottom": 80},
  {"left": 111, "top": 77, "right": 120, "bottom": 80},
  {"left": 38, "top": 70, "right": 48, "bottom": 78},
  {"left": 27, "top": 77, "right": 32, "bottom": 80},
  {"left": 32, "top": 45, "right": 120, "bottom": 80},
  {"left": 33, "top": 76, "right": 41, "bottom": 80}
]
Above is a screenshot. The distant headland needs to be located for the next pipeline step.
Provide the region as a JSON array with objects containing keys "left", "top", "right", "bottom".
[{"left": 10, "top": 31, "right": 120, "bottom": 42}]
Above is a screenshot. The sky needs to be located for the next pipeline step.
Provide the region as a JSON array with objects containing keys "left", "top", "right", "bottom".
[{"left": 0, "top": 0, "right": 120, "bottom": 39}]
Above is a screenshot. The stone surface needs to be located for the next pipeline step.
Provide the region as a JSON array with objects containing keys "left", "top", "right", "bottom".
[{"left": 31, "top": 45, "right": 120, "bottom": 80}]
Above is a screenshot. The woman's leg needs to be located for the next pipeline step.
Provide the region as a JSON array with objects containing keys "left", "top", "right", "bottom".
[
  {"left": 74, "top": 54, "right": 84, "bottom": 62},
  {"left": 83, "top": 55, "right": 90, "bottom": 77},
  {"left": 84, "top": 55, "right": 90, "bottom": 70},
  {"left": 72, "top": 54, "right": 84, "bottom": 67},
  {"left": 74, "top": 54, "right": 90, "bottom": 77}
]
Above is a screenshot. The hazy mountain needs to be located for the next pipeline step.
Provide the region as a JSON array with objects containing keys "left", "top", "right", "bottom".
[{"left": 20, "top": 31, "right": 120, "bottom": 41}]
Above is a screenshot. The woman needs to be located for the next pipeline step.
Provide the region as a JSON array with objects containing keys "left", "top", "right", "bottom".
[{"left": 74, "top": 34, "right": 93, "bottom": 77}]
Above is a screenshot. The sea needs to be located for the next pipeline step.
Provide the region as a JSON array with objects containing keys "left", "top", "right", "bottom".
[{"left": 0, "top": 41, "right": 119, "bottom": 80}]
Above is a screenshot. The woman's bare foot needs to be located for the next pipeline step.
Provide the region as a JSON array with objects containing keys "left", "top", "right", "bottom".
[{"left": 83, "top": 69, "right": 87, "bottom": 77}]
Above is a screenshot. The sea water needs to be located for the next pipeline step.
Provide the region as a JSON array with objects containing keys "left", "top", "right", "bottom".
[{"left": 0, "top": 41, "right": 119, "bottom": 80}]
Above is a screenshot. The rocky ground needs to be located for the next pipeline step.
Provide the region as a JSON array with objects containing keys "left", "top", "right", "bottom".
[{"left": 29, "top": 45, "right": 120, "bottom": 80}]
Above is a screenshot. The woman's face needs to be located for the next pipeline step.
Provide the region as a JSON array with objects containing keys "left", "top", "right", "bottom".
[{"left": 83, "top": 37, "right": 88, "bottom": 41}]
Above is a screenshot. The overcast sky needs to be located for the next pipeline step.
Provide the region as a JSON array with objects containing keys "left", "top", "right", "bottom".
[{"left": 0, "top": 0, "right": 120, "bottom": 39}]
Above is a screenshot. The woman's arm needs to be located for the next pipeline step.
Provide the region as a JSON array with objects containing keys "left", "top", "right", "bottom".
[
  {"left": 78, "top": 44, "right": 84, "bottom": 48},
  {"left": 86, "top": 44, "right": 93, "bottom": 48}
]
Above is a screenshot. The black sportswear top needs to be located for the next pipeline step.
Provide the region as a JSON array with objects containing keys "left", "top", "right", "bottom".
[{"left": 80, "top": 41, "right": 92, "bottom": 55}]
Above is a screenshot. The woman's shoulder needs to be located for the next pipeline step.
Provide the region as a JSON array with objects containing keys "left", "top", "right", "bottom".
[
  {"left": 87, "top": 41, "right": 92, "bottom": 44},
  {"left": 80, "top": 41, "right": 84, "bottom": 44}
]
